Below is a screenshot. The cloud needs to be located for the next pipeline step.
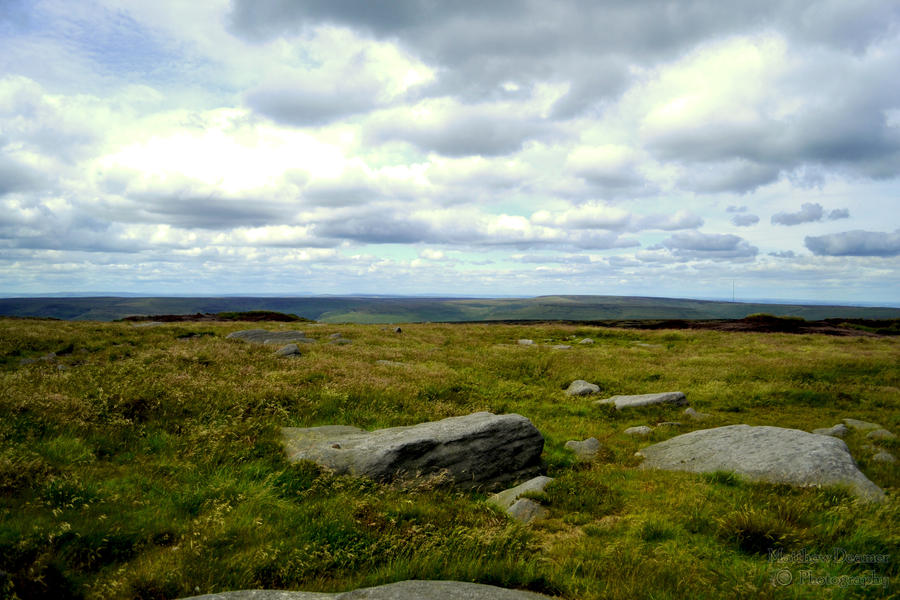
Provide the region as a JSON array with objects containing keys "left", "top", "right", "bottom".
[
  {"left": 365, "top": 100, "right": 550, "bottom": 157},
  {"left": 731, "top": 214, "right": 760, "bottom": 227},
  {"left": 827, "top": 208, "right": 850, "bottom": 220},
  {"left": 768, "top": 250, "right": 796, "bottom": 258},
  {"left": 727, "top": 205, "right": 748, "bottom": 213},
  {"left": 771, "top": 202, "right": 825, "bottom": 225},
  {"left": 805, "top": 230, "right": 900, "bottom": 257},
  {"left": 0, "top": 153, "right": 39, "bottom": 195},
  {"left": 661, "top": 231, "right": 758, "bottom": 260}
]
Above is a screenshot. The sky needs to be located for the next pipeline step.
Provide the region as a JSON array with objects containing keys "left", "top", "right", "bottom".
[{"left": 1, "top": 0, "right": 899, "bottom": 304}]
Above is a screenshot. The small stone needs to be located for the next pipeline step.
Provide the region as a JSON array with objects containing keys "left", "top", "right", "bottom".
[
  {"left": 866, "top": 429, "right": 897, "bottom": 441},
  {"left": 564, "top": 437, "right": 601, "bottom": 461},
  {"left": 842, "top": 418, "right": 884, "bottom": 432},
  {"left": 872, "top": 451, "right": 896, "bottom": 463},
  {"left": 18, "top": 358, "right": 37, "bottom": 366},
  {"left": 56, "top": 364, "right": 69, "bottom": 371},
  {"left": 551, "top": 345, "right": 572, "bottom": 350},
  {"left": 275, "top": 344, "right": 301, "bottom": 356},
  {"left": 517, "top": 339, "right": 534, "bottom": 346},
  {"left": 624, "top": 426, "right": 653, "bottom": 437},
  {"left": 684, "top": 407, "right": 711, "bottom": 421},
  {"left": 394, "top": 327, "right": 402, "bottom": 333},
  {"left": 506, "top": 498, "right": 547, "bottom": 524},
  {"left": 578, "top": 338, "right": 594, "bottom": 344},
  {"left": 329, "top": 338, "right": 352, "bottom": 345},
  {"left": 488, "top": 475, "right": 554, "bottom": 510},
  {"left": 39, "top": 353, "right": 56, "bottom": 361},
  {"left": 655, "top": 421, "right": 683, "bottom": 428},
  {"left": 812, "top": 424, "right": 849, "bottom": 438},
  {"left": 566, "top": 380, "right": 600, "bottom": 396},
  {"left": 595, "top": 392, "right": 687, "bottom": 410},
  {"left": 328, "top": 333, "right": 344, "bottom": 339}
]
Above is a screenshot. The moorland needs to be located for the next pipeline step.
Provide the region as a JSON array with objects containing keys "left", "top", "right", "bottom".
[{"left": 1, "top": 316, "right": 897, "bottom": 599}]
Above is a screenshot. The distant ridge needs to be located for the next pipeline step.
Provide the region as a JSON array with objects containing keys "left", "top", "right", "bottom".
[{"left": 1, "top": 295, "right": 899, "bottom": 323}]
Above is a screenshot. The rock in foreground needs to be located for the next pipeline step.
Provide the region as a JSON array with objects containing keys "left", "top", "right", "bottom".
[
  {"left": 566, "top": 380, "right": 600, "bottom": 396},
  {"left": 637, "top": 425, "right": 884, "bottom": 501},
  {"left": 281, "top": 412, "right": 544, "bottom": 490},
  {"left": 181, "top": 580, "right": 554, "bottom": 600},
  {"left": 595, "top": 392, "right": 686, "bottom": 410}
]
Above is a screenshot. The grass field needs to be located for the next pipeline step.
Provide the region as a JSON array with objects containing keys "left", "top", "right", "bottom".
[{"left": 1, "top": 318, "right": 898, "bottom": 599}]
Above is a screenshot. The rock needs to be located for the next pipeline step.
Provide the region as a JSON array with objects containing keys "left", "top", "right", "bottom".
[
  {"left": 375, "top": 360, "right": 405, "bottom": 367},
  {"left": 595, "top": 392, "right": 687, "bottom": 410},
  {"left": 812, "top": 424, "right": 849, "bottom": 438},
  {"left": 56, "top": 364, "right": 69, "bottom": 371},
  {"left": 578, "top": 338, "right": 594, "bottom": 344},
  {"left": 655, "top": 421, "right": 683, "bottom": 428},
  {"left": 866, "top": 429, "right": 897, "bottom": 441},
  {"left": 17, "top": 358, "right": 37, "bottom": 366},
  {"left": 281, "top": 412, "right": 544, "bottom": 490},
  {"left": 506, "top": 498, "right": 548, "bottom": 524},
  {"left": 634, "top": 343, "right": 662, "bottom": 349},
  {"left": 551, "top": 345, "right": 571, "bottom": 350},
  {"left": 637, "top": 425, "right": 884, "bottom": 502},
  {"left": 684, "top": 407, "right": 711, "bottom": 421},
  {"left": 329, "top": 338, "right": 352, "bottom": 345},
  {"left": 517, "top": 339, "right": 534, "bottom": 346},
  {"left": 274, "top": 344, "right": 300, "bottom": 357},
  {"left": 179, "top": 580, "right": 554, "bottom": 600},
  {"left": 489, "top": 475, "right": 553, "bottom": 510},
  {"left": 328, "top": 333, "right": 343, "bottom": 339},
  {"left": 566, "top": 380, "right": 600, "bottom": 396},
  {"left": 624, "top": 426, "right": 653, "bottom": 437},
  {"left": 872, "top": 450, "right": 896, "bottom": 463},
  {"left": 564, "top": 437, "right": 601, "bottom": 461},
  {"left": 842, "top": 418, "right": 883, "bottom": 432},
  {"left": 39, "top": 352, "right": 56, "bottom": 361},
  {"left": 227, "top": 330, "right": 315, "bottom": 344},
  {"left": 393, "top": 327, "right": 402, "bottom": 333}
]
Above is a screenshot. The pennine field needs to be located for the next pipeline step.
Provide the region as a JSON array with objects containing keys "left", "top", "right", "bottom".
[{"left": 1, "top": 316, "right": 898, "bottom": 599}]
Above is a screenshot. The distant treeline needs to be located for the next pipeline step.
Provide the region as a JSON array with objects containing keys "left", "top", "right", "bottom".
[{"left": 2, "top": 295, "right": 900, "bottom": 323}]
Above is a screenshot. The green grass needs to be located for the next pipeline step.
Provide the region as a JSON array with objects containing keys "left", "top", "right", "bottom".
[{"left": 0, "top": 319, "right": 897, "bottom": 599}]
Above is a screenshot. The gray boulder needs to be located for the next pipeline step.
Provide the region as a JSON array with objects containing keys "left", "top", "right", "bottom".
[
  {"left": 566, "top": 380, "right": 600, "bottom": 396},
  {"left": 812, "top": 424, "right": 849, "bottom": 438},
  {"left": 564, "top": 437, "right": 601, "bottom": 461},
  {"left": 842, "top": 418, "right": 883, "bottom": 432},
  {"left": 517, "top": 339, "right": 534, "bottom": 346},
  {"left": 684, "top": 407, "right": 711, "bottom": 421},
  {"left": 227, "top": 330, "right": 315, "bottom": 345},
  {"left": 506, "top": 499, "right": 547, "bottom": 524},
  {"left": 595, "top": 392, "right": 686, "bottom": 410},
  {"left": 624, "top": 426, "right": 653, "bottom": 437},
  {"left": 281, "top": 412, "right": 544, "bottom": 490},
  {"left": 866, "top": 429, "right": 896, "bottom": 441},
  {"left": 180, "top": 580, "right": 554, "bottom": 600},
  {"left": 274, "top": 344, "right": 300, "bottom": 357},
  {"left": 637, "top": 425, "right": 884, "bottom": 501},
  {"left": 872, "top": 450, "right": 896, "bottom": 464},
  {"left": 488, "top": 475, "right": 553, "bottom": 523},
  {"left": 551, "top": 345, "right": 571, "bottom": 350},
  {"left": 578, "top": 338, "right": 594, "bottom": 344}
]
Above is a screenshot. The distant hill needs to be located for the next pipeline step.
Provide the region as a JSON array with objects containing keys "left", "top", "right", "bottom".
[{"left": 1, "top": 295, "right": 899, "bottom": 322}]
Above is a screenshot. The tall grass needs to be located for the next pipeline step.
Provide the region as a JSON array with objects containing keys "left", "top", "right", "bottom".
[{"left": 0, "top": 319, "right": 897, "bottom": 599}]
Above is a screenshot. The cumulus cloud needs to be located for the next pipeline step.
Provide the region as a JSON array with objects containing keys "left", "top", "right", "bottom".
[
  {"left": 731, "top": 214, "right": 760, "bottom": 227},
  {"left": 660, "top": 231, "right": 758, "bottom": 260},
  {"left": 771, "top": 202, "right": 825, "bottom": 225},
  {"left": 805, "top": 230, "right": 900, "bottom": 257},
  {"left": 727, "top": 205, "right": 748, "bottom": 213},
  {"left": 771, "top": 202, "right": 852, "bottom": 226}
]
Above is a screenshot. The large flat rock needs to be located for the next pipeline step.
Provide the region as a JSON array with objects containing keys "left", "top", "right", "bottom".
[
  {"left": 637, "top": 425, "right": 884, "bottom": 501},
  {"left": 181, "top": 580, "right": 554, "bottom": 599},
  {"left": 281, "top": 412, "right": 544, "bottom": 490},
  {"left": 595, "top": 392, "right": 686, "bottom": 410}
]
